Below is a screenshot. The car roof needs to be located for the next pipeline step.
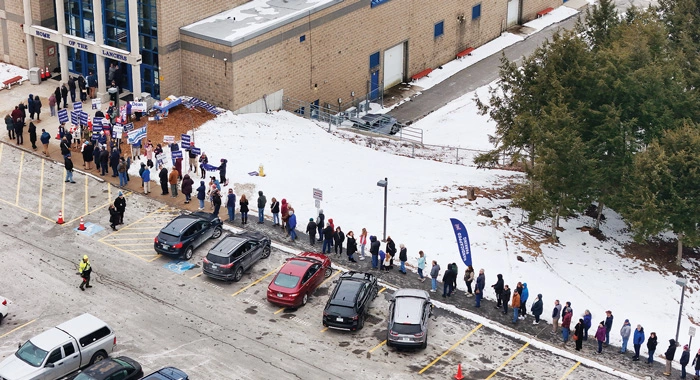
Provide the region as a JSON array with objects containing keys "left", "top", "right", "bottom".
[
  {"left": 142, "top": 367, "right": 188, "bottom": 380},
  {"left": 281, "top": 257, "right": 315, "bottom": 276},
  {"left": 208, "top": 236, "right": 247, "bottom": 257},
  {"left": 394, "top": 288, "right": 430, "bottom": 300},
  {"left": 330, "top": 279, "right": 364, "bottom": 306},
  {"left": 30, "top": 328, "right": 71, "bottom": 350},
  {"left": 235, "top": 231, "right": 268, "bottom": 242},
  {"left": 340, "top": 271, "right": 374, "bottom": 283},
  {"left": 81, "top": 357, "right": 128, "bottom": 376},
  {"left": 394, "top": 295, "right": 427, "bottom": 325},
  {"left": 56, "top": 313, "right": 109, "bottom": 338},
  {"left": 160, "top": 215, "right": 199, "bottom": 235}
]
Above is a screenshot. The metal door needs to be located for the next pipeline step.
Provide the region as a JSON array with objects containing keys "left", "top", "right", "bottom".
[
  {"left": 383, "top": 43, "right": 405, "bottom": 89},
  {"left": 507, "top": 0, "right": 520, "bottom": 27},
  {"left": 369, "top": 71, "right": 380, "bottom": 101}
]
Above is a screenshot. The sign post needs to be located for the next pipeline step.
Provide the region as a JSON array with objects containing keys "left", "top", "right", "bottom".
[
  {"left": 313, "top": 188, "right": 323, "bottom": 212},
  {"left": 690, "top": 326, "right": 696, "bottom": 351}
]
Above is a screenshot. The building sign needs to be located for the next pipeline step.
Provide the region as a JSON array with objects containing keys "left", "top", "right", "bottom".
[
  {"left": 65, "top": 35, "right": 94, "bottom": 52},
  {"left": 371, "top": 0, "right": 392, "bottom": 7},
  {"left": 102, "top": 49, "right": 128, "bottom": 63}
]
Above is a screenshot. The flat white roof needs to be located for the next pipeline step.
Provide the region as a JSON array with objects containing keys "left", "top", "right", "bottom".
[{"left": 181, "top": 0, "right": 343, "bottom": 47}]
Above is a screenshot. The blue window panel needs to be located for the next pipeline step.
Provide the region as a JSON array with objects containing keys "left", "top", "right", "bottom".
[
  {"left": 371, "top": 0, "right": 391, "bottom": 7},
  {"left": 434, "top": 21, "right": 444, "bottom": 38},
  {"left": 300, "top": 35, "right": 306, "bottom": 42},
  {"left": 472, "top": 4, "right": 481, "bottom": 19},
  {"left": 369, "top": 52, "right": 380, "bottom": 69}
]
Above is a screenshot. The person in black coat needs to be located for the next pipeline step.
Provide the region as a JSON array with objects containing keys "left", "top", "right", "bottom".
[
  {"left": 211, "top": 190, "right": 222, "bottom": 217},
  {"left": 54, "top": 87, "right": 62, "bottom": 110},
  {"left": 398, "top": 245, "right": 408, "bottom": 274},
  {"left": 492, "top": 274, "right": 505, "bottom": 307},
  {"left": 61, "top": 83, "right": 68, "bottom": 108},
  {"left": 369, "top": 235, "right": 381, "bottom": 268},
  {"left": 441, "top": 265, "right": 457, "bottom": 298},
  {"left": 306, "top": 218, "right": 317, "bottom": 245},
  {"left": 108, "top": 204, "right": 119, "bottom": 231},
  {"left": 219, "top": 158, "right": 228, "bottom": 185},
  {"left": 664, "top": 339, "right": 677, "bottom": 376},
  {"left": 333, "top": 227, "right": 345, "bottom": 255},
  {"left": 68, "top": 77, "right": 76, "bottom": 103},
  {"left": 28, "top": 122, "right": 37, "bottom": 150},
  {"left": 647, "top": 332, "right": 657, "bottom": 365},
  {"left": 100, "top": 148, "right": 109, "bottom": 176},
  {"left": 501, "top": 285, "right": 511, "bottom": 315},
  {"left": 574, "top": 319, "right": 584, "bottom": 351},
  {"left": 114, "top": 192, "right": 126, "bottom": 225},
  {"left": 531, "top": 294, "right": 544, "bottom": 323},
  {"left": 385, "top": 236, "right": 397, "bottom": 268},
  {"left": 323, "top": 223, "right": 334, "bottom": 254},
  {"left": 346, "top": 231, "right": 357, "bottom": 262},
  {"left": 14, "top": 118, "right": 24, "bottom": 145},
  {"left": 159, "top": 166, "right": 169, "bottom": 195},
  {"left": 82, "top": 141, "right": 94, "bottom": 170},
  {"left": 109, "top": 149, "right": 120, "bottom": 177}
]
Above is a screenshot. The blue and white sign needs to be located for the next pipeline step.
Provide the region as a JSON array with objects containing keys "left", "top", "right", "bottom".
[
  {"left": 79, "top": 111, "right": 88, "bottom": 126},
  {"left": 171, "top": 150, "right": 183, "bottom": 160},
  {"left": 123, "top": 123, "right": 134, "bottom": 132},
  {"left": 73, "top": 102, "right": 82, "bottom": 111},
  {"left": 58, "top": 109, "right": 68, "bottom": 124},
  {"left": 192, "top": 147, "right": 201, "bottom": 155},
  {"left": 127, "top": 126, "right": 147, "bottom": 144},
  {"left": 450, "top": 218, "right": 472, "bottom": 267},
  {"left": 70, "top": 111, "right": 79, "bottom": 125},
  {"left": 181, "top": 134, "right": 191, "bottom": 149},
  {"left": 91, "top": 98, "right": 101, "bottom": 110}
]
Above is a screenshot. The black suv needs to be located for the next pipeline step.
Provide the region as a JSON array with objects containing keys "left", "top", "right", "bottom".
[
  {"left": 154, "top": 212, "right": 223, "bottom": 260},
  {"left": 202, "top": 231, "right": 272, "bottom": 281},
  {"left": 322, "top": 272, "right": 378, "bottom": 331}
]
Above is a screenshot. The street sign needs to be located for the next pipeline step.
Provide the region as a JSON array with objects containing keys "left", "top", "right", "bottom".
[
  {"left": 690, "top": 326, "right": 696, "bottom": 337},
  {"left": 313, "top": 188, "right": 323, "bottom": 201},
  {"left": 315, "top": 199, "right": 320, "bottom": 208}
]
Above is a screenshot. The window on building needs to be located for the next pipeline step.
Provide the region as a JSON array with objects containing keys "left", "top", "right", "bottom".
[
  {"left": 434, "top": 21, "right": 444, "bottom": 38},
  {"left": 369, "top": 52, "right": 380, "bottom": 69},
  {"left": 370, "top": 0, "right": 391, "bottom": 7},
  {"left": 472, "top": 4, "right": 482, "bottom": 20},
  {"left": 300, "top": 35, "right": 306, "bottom": 42},
  {"left": 138, "top": 0, "right": 159, "bottom": 99}
]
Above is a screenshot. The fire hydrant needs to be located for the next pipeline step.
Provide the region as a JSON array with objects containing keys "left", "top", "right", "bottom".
[{"left": 259, "top": 164, "right": 265, "bottom": 177}]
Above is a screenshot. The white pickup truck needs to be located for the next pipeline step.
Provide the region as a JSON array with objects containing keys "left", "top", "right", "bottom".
[{"left": 0, "top": 313, "right": 116, "bottom": 380}]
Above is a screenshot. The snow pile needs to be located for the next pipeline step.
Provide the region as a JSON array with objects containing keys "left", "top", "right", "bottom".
[{"left": 0, "top": 62, "right": 28, "bottom": 87}]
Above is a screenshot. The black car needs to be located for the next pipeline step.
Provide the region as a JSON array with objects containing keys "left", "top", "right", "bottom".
[
  {"left": 322, "top": 271, "right": 378, "bottom": 331},
  {"left": 202, "top": 231, "right": 272, "bottom": 281},
  {"left": 154, "top": 212, "right": 223, "bottom": 260},
  {"left": 140, "top": 367, "right": 189, "bottom": 380},
  {"left": 74, "top": 356, "right": 142, "bottom": 380}
]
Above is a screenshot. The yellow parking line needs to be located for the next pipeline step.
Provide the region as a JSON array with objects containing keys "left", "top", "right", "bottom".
[
  {"left": 318, "top": 269, "right": 341, "bottom": 289},
  {"left": 559, "top": 361, "right": 581, "bottom": 380},
  {"left": 274, "top": 307, "right": 285, "bottom": 315},
  {"left": 0, "top": 319, "right": 36, "bottom": 340},
  {"left": 109, "top": 243, "right": 154, "bottom": 246},
  {"left": 119, "top": 226, "right": 163, "bottom": 231},
  {"left": 99, "top": 206, "right": 167, "bottom": 242},
  {"left": 98, "top": 240, "right": 150, "bottom": 262},
  {"left": 105, "top": 231, "right": 158, "bottom": 236},
  {"left": 231, "top": 264, "right": 284, "bottom": 297},
  {"left": 0, "top": 198, "right": 55, "bottom": 223},
  {"left": 320, "top": 327, "right": 329, "bottom": 333},
  {"left": 65, "top": 192, "right": 132, "bottom": 225},
  {"left": 419, "top": 324, "right": 483, "bottom": 374},
  {"left": 147, "top": 255, "right": 161, "bottom": 262},
  {"left": 15, "top": 151, "right": 24, "bottom": 205},
  {"left": 485, "top": 342, "right": 530, "bottom": 379},
  {"left": 190, "top": 272, "right": 202, "bottom": 279},
  {"left": 84, "top": 175, "right": 88, "bottom": 214},
  {"left": 102, "top": 237, "right": 157, "bottom": 241},
  {"left": 38, "top": 160, "right": 44, "bottom": 214},
  {"left": 378, "top": 287, "right": 386, "bottom": 294},
  {"left": 369, "top": 340, "right": 386, "bottom": 353},
  {"left": 122, "top": 249, "right": 155, "bottom": 252}
]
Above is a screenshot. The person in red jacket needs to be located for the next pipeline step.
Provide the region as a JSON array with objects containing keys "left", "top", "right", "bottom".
[{"left": 561, "top": 309, "right": 573, "bottom": 346}]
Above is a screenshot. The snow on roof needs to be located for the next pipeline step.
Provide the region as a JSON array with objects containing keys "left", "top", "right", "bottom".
[{"left": 181, "top": 0, "right": 342, "bottom": 47}]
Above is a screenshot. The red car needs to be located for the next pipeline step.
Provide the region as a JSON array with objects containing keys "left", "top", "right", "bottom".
[{"left": 267, "top": 252, "right": 332, "bottom": 308}]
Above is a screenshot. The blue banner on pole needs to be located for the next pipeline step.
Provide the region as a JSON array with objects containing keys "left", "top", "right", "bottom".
[
  {"left": 449, "top": 218, "right": 472, "bottom": 267},
  {"left": 58, "top": 109, "right": 69, "bottom": 124},
  {"left": 192, "top": 147, "right": 201, "bottom": 155},
  {"left": 127, "top": 126, "right": 147, "bottom": 144}
]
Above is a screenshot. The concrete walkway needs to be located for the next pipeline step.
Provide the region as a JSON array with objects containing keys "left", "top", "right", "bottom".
[{"left": 389, "top": 15, "right": 580, "bottom": 125}]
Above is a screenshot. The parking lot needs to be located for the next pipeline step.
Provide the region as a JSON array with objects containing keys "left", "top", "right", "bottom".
[{"left": 0, "top": 143, "right": 627, "bottom": 379}]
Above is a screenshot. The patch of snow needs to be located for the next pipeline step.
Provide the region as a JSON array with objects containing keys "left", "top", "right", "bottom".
[{"left": 0, "top": 63, "right": 29, "bottom": 88}]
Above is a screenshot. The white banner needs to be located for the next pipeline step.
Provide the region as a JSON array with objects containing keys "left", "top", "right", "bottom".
[{"left": 131, "top": 101, "right": 147, "bottom": 113}]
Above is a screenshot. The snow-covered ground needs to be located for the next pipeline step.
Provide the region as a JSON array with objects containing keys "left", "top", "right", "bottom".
[
  {"left": 130, "top": 106, "right": 698, "bottom": 361},
  {"left": 0, "top": 62, "right": 28, "bottom": 88}
]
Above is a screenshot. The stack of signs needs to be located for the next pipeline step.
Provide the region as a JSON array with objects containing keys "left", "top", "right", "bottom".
[
  {"left": 91, "top": 98, "right": 101, "bottom": 110},
  {"left": 127, "top": 126, "right": 147, "bottom": 145},
  {"left": 58, "top": 109, "right": 69, "bottom": 124},
  {"left": 79, "top": 111, "right": 88, "bottom": 126},
  {"left": 181, "top": 134, "right": 191, "bottom": 149},
  {"left": 70, "top": 110, "right": 79, "bottom": 125},
  {"left": 171, "top": 150, "right": 183, "bottom": 163}
]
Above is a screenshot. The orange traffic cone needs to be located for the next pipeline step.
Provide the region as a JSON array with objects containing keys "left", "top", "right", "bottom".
[
  {"left": 78, "top": 217, "right": 86, "bottom": 231},
  {"left": 45, "top": 66, "right": 50, "bottom": 79},
  {"left": 40, "top": 68, "right": 45, "bottom": 80},
  {"left": 454, "top": 363, "right": 464, "bottom": 380},
  {"left": 56, "top": 211, "right": 64, "bottom": 225}
]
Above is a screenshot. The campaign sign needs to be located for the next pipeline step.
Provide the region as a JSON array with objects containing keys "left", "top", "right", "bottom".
[
  {"left": 163, "top": 135, "right": 175, "bottom": 143},
  {"left": 131, "top": 101, "right": 147, "bottom": 113},
  {"left": 58, "top": 109, "right": 69, "bottom": 124},
  {"left": 181, "top": 134, "right": 191, "bottom": 149},
  {"left": 172, "top": 150, "right": 183, "bottom": 161},
  {"left": 192, "top": 147, "right": 201, "bottom": 155},
  {"left": 123, "top": 123, "right": 134, "bottom": 132},
  {"left": 113, "top": 124, "right": 124, "bottom": 135},
  {"left": 91, "top": 98, "right": 101, "bottom": 110}
]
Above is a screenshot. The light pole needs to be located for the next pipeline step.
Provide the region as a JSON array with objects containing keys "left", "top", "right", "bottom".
[
  {"left": 376, "top": 178, "right": 388, "bottom": 242},
  {"left": 676, "top": 277, "right": 687, "bottom": 343}
]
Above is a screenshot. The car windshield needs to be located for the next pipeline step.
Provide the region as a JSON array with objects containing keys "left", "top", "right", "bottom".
[
  {"left": 74, "top": 372, "right": 98, "bottom": 380},
  {"left": 325, "top": 305, "right": 355, "bottom": 316},
  {"left": 391, "top": 323, "right": 422, "bottom": 335},
  {"left": 274, "top": 273, "right": 300, "bottom": 289},
  {"left": 15, "top": 341, "right": 48, "bottom": 367}
]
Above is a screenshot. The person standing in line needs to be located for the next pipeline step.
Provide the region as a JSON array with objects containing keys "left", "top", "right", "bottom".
[
  {"left": 40, "top": 129, "right": 50, "bottom": 156},
  {"left": 315, "top": 209, "right": 325, "bottom": 242},
  {"left": 78, "top": 75, "right": 87, "bottom": 102},
  {"left": 632, "top": 324, "right": 645, "bottom": 361},
  {"left": 68, "top": 76, "right": 76, "bottom": 103},
  {"left": 168, "top": 166, "right": 179, "bottom": 197},
  {"left": 198, "top": 151, "right": 208, "bottom": 179},
  {"left": 55, "top": 86, "right": 62, "bottom": 110},
  {"left": 61, "top": 83, "right": 68, "bottom": 108},
  {"left": 64, "top": 154, "right": 76, "bottom": 183},
  {"left": 583, "top": 310, "right": 592, "bottom": 341},
  {"left": 117, "top": 158, "right": 127, "bottom": 187},
  {"left": 552, "top": 300, "right": 562, "bottom": 334},
  {"left": 14, "top": 115, "right": 24, "bottom": 145},
  {"left": 429, "top": 261, "right": 440, "bottom": 293},
  {"left": 82, "top": 140, "right": 94, "bottom": 169},
  {"left": 28, "top": 122, "right": 37, "bottom": 150},
  {"left": 196, "top": 181, "right": 206, "bottom": 210},
  {"left": 511, "top": 288, "right": 521, "bottom": 324},
  {"left": 369, "top": 235, "right": 380, "bottom": 269},
  {"left": 519, "top": 283, "right": 529, "bottom": 320},
  {"left": 561, "top": 309, "right": 572, "bottom": 346},
  {"left": 219, "top": 158, "right": 228, "bottom": 185},
  {"left": 225, "top": 189, "right": 236, "bottom": 222},
  {"left": 108, "top": 203, "right": 119, "bottom": 231},
  {"left": 605, "top": 310, "right": 614, "bottom": 345},
  {"left": 287, "top": 210, "right": 297, "bottom": 242},
  {"left": 441, "top": 264, "right": 456, "bottom": 298},
  {"left": 239, "top": 194, "right": 249, "bottom": 224},
  {"left": 574, "top": 319, "right": 584, "bottom": 351},
  {"left": 5, "top": 114, "right": 15, "bottom": 141},
  {"left": 385, "top": 236, "right": 397, "bottom": 268},
  {"left": 416, "top": 251, "right": 426, "bottom": 282},
  {"left": 474, "top": 269, "right": 485, "bottom": 308},
  {"left": 93, "top": 144, "right": 101, "bottom": 171},
  {"left": 270, "top": 197, "right": 280, "bottom": 226},
  {"left": 680, "top": 345, "right": 691, "bottom": 379},
  {"left": 257, "top": 191, "right": 267, "bottom": 224},
  {"left": 141, "top": 163, "right": 151, "bottom": 194},
  {"left": 114, "top": 192, "right": 126, "bottom": 225},
  {"left": 333, "top": 227, "right": 345, "bottom": 255},
  {"left": 49, "top": 93, "right": 56, "bottom": 116},
  {"left": 109, "top": 148, "right": 119, "bottom": 176},
  {"left": 34, "top": 95, "right": 42, "bottom": 121},
  {"left": 620, "top": 319, "right": 631, "bottom": 353},
  {"left": 647, "top": 332, "right": 658, "bottom": 366},
  {"left": 100, "top": 146, "right": 109, "bottom": 176},
  {"left": 491, "top": 274, "right": 504, "bottom": 308},
  {"left": 346, "top": 231, "right": 357, "bottom": 262},
  {"left": 187, "top": 144, "right": 198, "bottom": 173},
  {"left": 463, "top": 266, "right": 475, "bottom": 296},
  {"left": 691, "top": 348, "right": 700, "bottom": 379},
  {"left": 87, "top": 70, "right": 97, "bottom": 99},
  {"left": 398, "top": 244, "right": 407, "bottom": 274},
  {"left": 501, "top": 285, "right": 511, "bottom": 315},
  {"left": 664, "top": 339, "right": 678, "bottom": 376},
  {"left": 358, "top": 228, "right": 367, "bottom": 260},
  {"left": 78, "top": 255, "right": 92, "bottom": 291},
  {"left": 281, "top": 198, "right": 289, "bottom": 232},
  {"left": 322, "top": 222, "right": 333, "bottom": 254},
  {"left": 181, "top": 174, "right": 194, "bottom": 204},
  {"left": 306, "top": 218, "right": 317, "bottom": 245},
  {"left": 595, "top": 322, "right": 607, "bottom": 354},
  {"left": 159, "top": 166, "right": 169, "bottom": 195},
  {"left": 27, "top": 94, "right": 35, "bottom": 121},
  {"left": 211, "top": 189, "right": 222, "bottom": 217},
  {"left": 531, "top": 294, "right": 543, "bottom": 324}
]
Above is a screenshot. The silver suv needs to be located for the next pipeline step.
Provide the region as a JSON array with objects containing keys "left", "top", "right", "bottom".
[{"left": 386, "top": 289, "right": 432, "bottom": 349}]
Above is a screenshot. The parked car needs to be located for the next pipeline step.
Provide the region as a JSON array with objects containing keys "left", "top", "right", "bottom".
[
  {"left": 0, "top": 296, "right": 9, "bottom": 325},
  {"left": 140, "top": 367, "right": 189, "bottom": 380},
  {"left": 74, "top": 356, "right": 142, "bottom": 380},
  {"left": 154, "top": 212, "right": 223, "bottom": 260},
  {"left": 322, "top": 271, "right": 378, "bottom": 331},
  {"left": 350, "top": 114, "right": 401, "bottom": 135},
  {"left": 386, "top": 289, "right": 432, "bottom": 349},
  {"left": 267, "top": 252, "right": 332, "bottom": 308},
  {"left": 0, "top": 313, "right": 116, "bottom": 380},
  {"left": 202, "top": 231, "right": 272, "bottom": 282}
]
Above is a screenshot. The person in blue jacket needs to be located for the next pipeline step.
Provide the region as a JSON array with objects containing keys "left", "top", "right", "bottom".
[
  {"left": 40, "top": 128, "right": 51, "bottom": 156},
  {"left": 605, "top": 310, "right": 614, "bottom": 345},
  {"left": 196, "top": 181, "right": 206, "bottom": 210},
  {"left": 287, "top": 210, "right": 297, "bottom": 241},
  {"left": 519, "top": 283, "right": 529, "bottom": 319},
  {"left": 632, "top": 324, "right": 645, "bottom": 361},
  {"left": 583, "top": 310, "right": 592, "bottom": 341},
  {"left": 140, "top": 163, "right": 151, "bottom": 194}
]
